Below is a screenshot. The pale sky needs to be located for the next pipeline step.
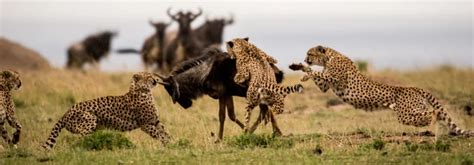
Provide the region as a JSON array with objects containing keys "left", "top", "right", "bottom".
[{"left": 1, "top": 0, "right": 472, "bottom": 71}]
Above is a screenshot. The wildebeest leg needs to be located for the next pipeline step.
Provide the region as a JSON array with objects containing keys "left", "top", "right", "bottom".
[
  {"left": 269, "top": 110, "right": 282, "bottom": 137},
  {"left": 225, "top": 96, "right": 244, "bottom": 129},
  {"left": 217, "top": 97, "right": 226, "bottom": 141},
  {"left": 244, "top": 103, "right": 258, "bottom": 133},
  {"left": 248, "top": 105, "right": 267, "bottom": 134}
]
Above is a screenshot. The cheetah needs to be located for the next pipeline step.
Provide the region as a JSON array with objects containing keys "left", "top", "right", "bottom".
[
  {"left": 43, "top": 72, "right": 171, "bottom": 150},
  {"left": 290, "top": 45, "right": 473, "bottom": 137},
  {"left": 226, "top": 37, "right": 303, "bottom": 135},
  {"left": 0, "top": 71, "right": 22, "bottom": 146}
]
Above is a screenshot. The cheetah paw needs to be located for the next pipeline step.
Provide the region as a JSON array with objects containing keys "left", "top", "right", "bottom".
[{"left": 301, "top": 75, "right": 311, "bottom": 82}]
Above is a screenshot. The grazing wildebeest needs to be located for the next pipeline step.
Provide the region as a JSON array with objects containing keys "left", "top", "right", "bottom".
[
  {"left": 193, "top": 15, "right": 234, "bottom": 49},
  {"left": 118, "top": 21, "right": 170, "bottom": 71},
  {"left": 157, "top": 48, "right": 285, "bottom": 141},
  {"left": 165, "top": 15, "right": 234, "bottom": 50},
  {"left": 162, "top": 8, "right": 204, "bottom": 73},
  {"left": 66, "top": 31, "right": 117, "bottom": 69}
]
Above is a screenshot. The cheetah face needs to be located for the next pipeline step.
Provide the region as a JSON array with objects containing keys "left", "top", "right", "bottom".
[
  {"left": 305, "top": 45, "right": 327, "bottom": 67},
  {"left": 1, "top": 70, "right": 21, "bottom": 91},
  {"left": 130, "top": 72, "right": 167, "bottom": 91},
  {"left": 226, "top": 37, "right": 249, "bottom": 59}
]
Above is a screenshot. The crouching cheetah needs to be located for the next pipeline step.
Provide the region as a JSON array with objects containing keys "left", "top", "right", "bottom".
[
  {"left": 226, "top": 37, "right": 303, "bottom": 135},
  {"left": 290, "top": 45, "right": 473, "bottom": 137},
  {"left": 43, "top": 72, "right": 171, "bottom": 150},
  {"left": 0, "top": 71, "right": 22, "bottom": 146}
]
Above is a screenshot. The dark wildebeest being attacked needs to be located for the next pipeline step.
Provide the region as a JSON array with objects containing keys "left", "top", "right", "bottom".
[
  {"left": 118, "top": 21, "right": 171, "bottom": 72},
  {"left": 162, "top": 8, "right": 204, "bottom": 73},
  {"left": 156, "top": 48, "right": 285, "bottom": 141},
  {"left": 66, "top": 31, "right": 117, "bottom": 69}
]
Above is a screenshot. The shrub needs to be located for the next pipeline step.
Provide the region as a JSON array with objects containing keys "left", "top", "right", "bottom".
[
  {"left": 371, "top": 139, "right": 385, "bottom": 150},
  {"left": 167, "top": 138, "right": 192, "bottom": 149},
  {"left": 355, "top": 60, "right": 369, "bottom": 72},
  {"left": 403, "top": 140, "right": 450, "bottom": 152},
  {"left": 360, "top": 138, "right": 385, "bottom": 151},
  {"left": 76, "top": 130, "right": 134, "bottom": 151},
  {"left": 13, "top": 98, "right": 27, "bottom": 109},
  {"left": 226, "top": 134, "right": 293, "bottom": 149},
  {"left": 1, "top": 148, "right": 32, "bottom": 158},
  {"left": 313, "top": 144, "right": 323, "bottom": 155}
]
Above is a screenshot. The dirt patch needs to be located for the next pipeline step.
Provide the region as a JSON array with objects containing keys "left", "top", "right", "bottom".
[{"left": 0, "top": 37, "right": 51, "bottom": 71}]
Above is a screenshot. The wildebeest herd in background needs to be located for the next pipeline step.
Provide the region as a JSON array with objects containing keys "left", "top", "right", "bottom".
[{"left": 68, "top": 8, "right": 234, "bottom": 74}]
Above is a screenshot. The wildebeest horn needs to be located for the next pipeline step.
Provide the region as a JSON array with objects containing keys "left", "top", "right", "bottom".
[
  {"left": 225, "top": 13, "right": 234, "bottom": 25},
  {"left": 153, "top": 73, "right": 167, "bottom": 81},
  {"left": 149, "top": 19, "right": 156, "bottom": 26},
  {"left": 190, "top": 8, "right": 202, "bottom": 20},
  {"left": 167, "top": 7, "right": 179, "bottom": 20},
  {"left": 153, "top": 73, "right": 181, "bottom": 103}
]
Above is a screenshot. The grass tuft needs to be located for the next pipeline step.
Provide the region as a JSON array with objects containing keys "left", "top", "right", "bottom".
[
  {"left": 1, "top": 148, "right": 33, "bottom": 158},
  {"left": 167, "top": 138, "right": 192, "bottom": 149},
  {"left": 13, "top": 98, "right": 27, "bottom": 108},
  {"left": 76, "top": 130, "right": 135, "bottom": 151},
  {"left": 360, "top": 138, "right": 385, "bottom": 151},
  {"left": 226, "top": 134, "right": 294, "bottom": 149},
  {"left": 313, "top": 144, "right": 323, "bottom": 155},
  {"left": 403, "top": 140, "right": 451, "bottom": 152},
  {"left": 355, "top": 60, "right": 369, "bottom": 72}
]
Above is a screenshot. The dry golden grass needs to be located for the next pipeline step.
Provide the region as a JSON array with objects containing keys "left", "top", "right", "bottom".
[{"left": 1, "top": 66, "right": 473, "bottom": 164}]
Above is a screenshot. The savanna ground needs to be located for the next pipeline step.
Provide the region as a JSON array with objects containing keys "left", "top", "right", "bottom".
[{"left": 1, "top": 65, "right": 473, "bottom": 164}]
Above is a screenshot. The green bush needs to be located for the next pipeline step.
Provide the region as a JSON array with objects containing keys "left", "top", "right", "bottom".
[
  {"left": 404, "top": 140, "right": 450, "bottom": 152},
  {"left": 13, "top": 98, "right": 27, "bottom": 109},
  {"left": 76, "top": 130, "right": 134, "bottom": 151},
  {"left": 1, "top": 148, "right": 32, "bottom": 158},
  {"left": 226, "top": 134, "right": 293, "bottom": 149},
  {"left": 434, "top": 140, "right": 450, "bottom": 152},
  {"left": 355, "top": 60, "right": 369, "bottom": 72},
  {"left": 167, "top": 138, "right": 192, "bottom": 149},
  {"left": 360, "top": 138, "right": 385, "bottom": 151},
  {"left": 371, "top": 139, "right": 385, "bottom": 150}
]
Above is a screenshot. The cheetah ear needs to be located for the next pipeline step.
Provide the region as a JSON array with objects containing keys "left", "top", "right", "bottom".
[
  {"left": 132, "top": 74, "right": 141, "bottom": 82},
  {"left": 226, "top": 41, "right": 234, "bottom": 48},
  {"left": 243, "top": 37, "right": 249, "bottom": 41},
  {"left": 1, "top": 71, "right": 12, "bottom": 78},
  {"left": 316, "top": 46, "right": 326, "bottom": 53}
]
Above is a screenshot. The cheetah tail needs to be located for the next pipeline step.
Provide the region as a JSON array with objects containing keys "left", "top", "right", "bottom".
[
  {"left": 415, "top": 88, "right": 473, "bottom": 136},
  {"left": 270, "top": 84, "right": 304, "bottom": 95},
  {"left": 42, "top": 118, "right": 66, "bottom": 150}
]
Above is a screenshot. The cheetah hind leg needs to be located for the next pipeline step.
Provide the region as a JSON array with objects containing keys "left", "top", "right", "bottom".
[
  {"left": 6, "top": 115, "right": 22, "bottom": 145},
  {"left": 43, "top": 112, "right": 97, "bottom": 150},
  {"left": 429, "top": 110, "right": 439, "bottom": 142},
  {"left": 0, "top": 121, "right": 12, "bottom": 144}
]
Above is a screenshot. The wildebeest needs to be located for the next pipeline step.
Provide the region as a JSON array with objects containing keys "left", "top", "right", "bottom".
[
  {"left": 118, "top": 21, "right": 170, "bottom": 71},
  {"left": 193, "top": 15, "right": 234, "bottom": 49},
  {"left": 165, "top": 15, "right": 234, "bottom": 50},
  {"left": 157, "top": 48, "right": 285, "bottom": 141},
  {"left": 66, "top": 31, "right": 117, "bottom": 69},
  {"left": 162, "top": 8, "right": 204, "bottom": 73}
]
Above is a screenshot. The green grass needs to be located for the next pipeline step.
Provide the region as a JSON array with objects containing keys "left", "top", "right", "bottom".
[
  {"left": 76, "top": 130, "right": 135, "bottom": 151},
  {"left": 1, "top": 66, "right": 473, "bottom": 164}
]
